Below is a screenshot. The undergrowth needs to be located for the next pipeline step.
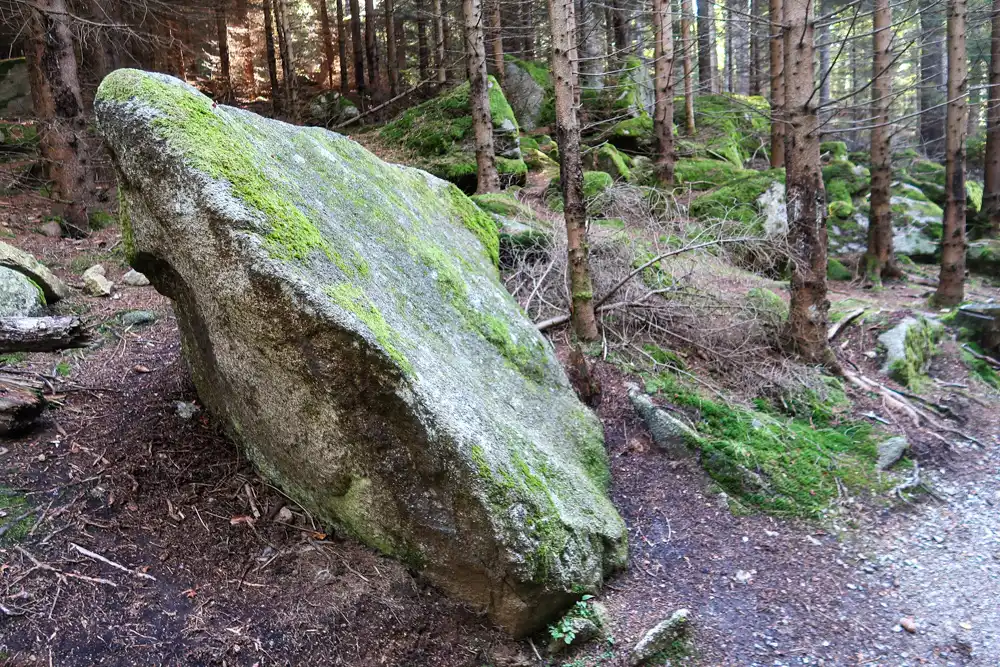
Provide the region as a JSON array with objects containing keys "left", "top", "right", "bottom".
[{"left": 0, "top": 488, "right": 32, "bottom": 544}]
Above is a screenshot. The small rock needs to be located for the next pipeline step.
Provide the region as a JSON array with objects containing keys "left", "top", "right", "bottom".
[
  {"left": 82, "top": 264, "right": 113, "bottom": 296},
  {"left": 626, "top": 383, "right": 700, "bottom": 457},
  {"left": 876, "top": 436, "right": 909, "bottom": 471},
  {"left": 121, "top": 310, "right": 157, "bottom": 327},
  {"left": 122, "top": 269, "right": 150, "bottom": 287},
  {"left": 38, "top": 220, "right": 62, "bottom": 238},
  {"left": 175, "top": 401, "right": 200, "bottom": 420},
  {"left": 276, "top": 506, "right": 294, "bottom": 523},
  {"left": 629, "top": 609, "right": 690, "bottom": 666},
  {"left": 734, "top": 569, "right": 754, "bottom": 584},
  {"left": 900, "top": 617, "right": 916, "bottom": 633},
  {"left": 546, "top": 600, "right": 609, "bottom": 654},
  {"left": 0, "top": 266, "right": 45, "bottom": 317}
]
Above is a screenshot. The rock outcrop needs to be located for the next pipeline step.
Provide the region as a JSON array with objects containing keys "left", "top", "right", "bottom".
[
  {"left": 95, "top": 70, "right": 627, "bottom": 635},
  {"left": 0, "top": 266, "right": 45, "bottom": 317}
]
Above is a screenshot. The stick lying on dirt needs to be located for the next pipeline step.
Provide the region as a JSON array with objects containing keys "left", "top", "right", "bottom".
[
  {"left": 0, "top": 316, "right": 90, "bottom": 353},
  {"left": 827, "top": 308, "right": 864, "bottom": 341},
  {"left": 14, "top": 545, "right": 117, "bottom": 587},
  {"left": 70, "top": 542, "right": 157, "bottom": 581},
  {"left": 961, "top": 343, "right": 1000, "bottom": 370}
]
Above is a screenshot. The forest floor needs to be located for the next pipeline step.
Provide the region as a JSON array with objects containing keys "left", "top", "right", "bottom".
[{"left": 2, "top": 173, "right": 1000, "bottom": 667}]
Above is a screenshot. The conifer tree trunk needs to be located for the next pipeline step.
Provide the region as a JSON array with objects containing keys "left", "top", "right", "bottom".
[
  {"left": 681, "top": 0, "right": 696, "bottom": 134},
  {"left": 920, "top": 0, "right": 946, "bottom": 158},
  {"left": 386, "top": 0, "right": 399, "bottom": 94},
  {"left": 263, "top": 0, "right": 282, "bottom": 113},
  {"left": 725, "top": 0, "right": 734, "bottom": 92},
  {"left": 768, "top": 0, "right": 784, "bottom": 167},
  {"left": 490, "top": 0, "right": 505, "bottom": 84},
  {"left": 365, "top": 0, "right": 381, "bottom": 89},
  {"left": 237, "top": 0, "right": 256, "bottom": 97},
  {"left": 350, "top": 0, "right": 367, "bottom": 93},
  {"left": 395, "top": 15, "right": 407, "bottom": 73},
  {"left": 653, "top": 0, "right": 675, "bottom": 182},
  {"left": 435, "top": 0, "right": 448, "bottom": 86},
  {"left": 817, "top": 0, "right": 830, "bottom": 107},
  {"left": 934, "top": 0, "right": 968, "bottom": 307},
  {"left": 463, "top": 0, "right": 500, "bottom": 193},
  {"left": 749, "top": 0, "right": 761, "bottom": 94},
  {"left": 276, "top": 0, "right": 298, "bottom": 117},
  {"left": 548, "top": 0, "right": 599, "bottom": 341},
  {"left": 782, "top": 0, "right": 831, "bottom": 363},
  {"left": 24, "top": 0, "right": 93, "bottom": 235},
  {"left": 577, "top": 0, "right": 602, "bottom": 89},
  {"left": 337, "top": 0, "right": 350, "bottom": 92},
  {"left": 216, "top": 0, "right": 232, "bottom": 101},
  {"left": 522, "top": 0, "right": 536, "bottom": 57},
  {"left": 417, "top": 0, "right": 432, "bottom": 81},
  {"left": 320, "top": 0, "right": 337, "bottom": 87},
  {"left": 985, "top": 0, "right": 1000, "bottom": 236},
  {"left": 611, "top": 0, "right": 630, "bottom": 59},
  {"left": 864, "top": 0, "right": 898, "bottom": 282},
  {"left": 696, "top": 0, "right": 715, "bottom": 91}
]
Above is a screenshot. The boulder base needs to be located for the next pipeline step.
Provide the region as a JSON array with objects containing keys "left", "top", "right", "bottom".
[{"left": 95, "top": 70, "right": 627, "bottom": 635}]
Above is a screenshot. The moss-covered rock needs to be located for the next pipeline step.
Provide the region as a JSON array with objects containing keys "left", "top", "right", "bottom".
[
  {"left": 745, "top": 287, "right": 788, "bottom": 326},
  {"left": 471, "top": 192, "right": 553, "bottom": 260},
  {"left": 670, "top": 94, "right": 770, "bottom": 166},
  {"left": 688, "top": 168, "right": 785, "bottom": 229},
  {"left": 673, "top": 158, "right": 749, "bottom": 191},
  {"left": 591, "top": 143, "right": 632, "bottom": 181},
  {"left": 95, "top": 70, "right": 626, "bottom": 636},
  {"left": 379, "top": 76, "right": 527, "bottom": 192},
  {"left": 822, "top": 159, "right": 870, "bottom": 203},
  {"left": 968, "top": 238, "right": 1000, "bottom": 276},
  {"left": 0, "top": 240, "right": 69, "bottom": 302},
  {"left": 878, "top": 316, "right": 943, "bottom": 388},
  {"left": 827, "top": 257, "right": 853, "bottom": 281},
  {"left": 0, "top": 266, "right": 45, "bottom": 317},
  {"left": 897, "top": 158, "right": 982, "bottom": 219},
  {"left": 820, "top": 141, "right": 848, "bottom": 161},
  {"left": 504, "top": 58, "right": 554, "bottom": 130},
  {"left": 309, "top": 90, "right": 359, "bottom": 127},
  {"left": 544, "top": 171, "right": 615, "bottom": 213}
]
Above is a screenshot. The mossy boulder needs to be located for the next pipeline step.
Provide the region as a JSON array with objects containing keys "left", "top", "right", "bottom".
[
  {"left": 0, "top": 240, "right": 69, "bottom": 302},
  {"left": 967, "top": 238, "right": 1000, "bottom": 276},
  {"left": 820, "top": 141, "right": 848, "bottom": 161},
  {"left": 379, "top": 76, "right": 527, "bottom": 193},
  {"left": 897, "top": 158, "right": 983, "bottom": 220},
  {"left": 309, "top": 90, "right": 359, "bottom": 127},
  {"left": 0, "top": 266, "right": 45, "bottom": 316},
  {"left": 504, "top": 58, "right": 554, "bottom": 130},
  {"left": 670, "top": 94, "right": 770, "bottom": 166},
  {"left": 745, "top": 287, "right": 788, "bottom": 326},
  {"left": 822, "top": 159, "right": 870, "bottom": 203},
  {"left": 0, "top": 58, "right": 32, "bottom": 118},
  {"left": 826, "top": 257, "right": 853, "bottom": 281},
  {"left": 544, "top": 171, "right": 615, "bottom": 213},
  {"left": 673, "top": 158, "right": 749, "bottom": 191},
  {"left": 591, "top": 143, "right": 632, "bottom": 181},
  {"left": 887, "top": 183, "right": 943, "bottom": 260},
  {"left": 878, "top": 316, "right": 943, "bottom": 388},
  {"left": 688, "top": 168, "right": 785, "bottom": 229},
  {"left": 95, "top": 70, "right": 626, "bottom": 635},
  {"left": 471, "top": 192, "right": 553, "bottom": 260}
]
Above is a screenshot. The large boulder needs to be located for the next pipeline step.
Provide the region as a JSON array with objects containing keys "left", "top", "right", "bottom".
[
  {"left": 0, "top": 58, "right": 32, "bottom": 118},
  {"left": 0, "top": 266, "right": 45, "bottom": 317},
  {"left": 0, "top": 240, "right": 69, "bottom": 303},
  {"left": 504, "top": 59, "right": 552, "bottom": 131},
  {"left": 95, "top": 70, "right": 627, "bottom": 634}
]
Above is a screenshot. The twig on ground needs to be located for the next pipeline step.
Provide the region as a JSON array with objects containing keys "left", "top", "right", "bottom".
[
  {"left": 69, "top": 542, "right": 156, "bottom": 581},
  {"left": 827, "top": 308, "right": 864, "bottom": 341},
  {"left": 15, "top": 545, "right": 118, "bottom": 587}
]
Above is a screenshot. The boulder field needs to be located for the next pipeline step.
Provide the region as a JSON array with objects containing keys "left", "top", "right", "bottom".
[{"left": 94, "top": 70, "right": 627, "bottom": 635}]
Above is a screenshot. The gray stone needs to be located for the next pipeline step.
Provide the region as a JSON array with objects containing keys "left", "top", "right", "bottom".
[
  {"left": 308, "top": 90, "right": 359, "bottom": 127},
  {"left": 546, "top": 600, "right": 610, "bottom": 654},
  {"left": 121, "top": 310, "right": 157, "bottom": 326},
  {"left": 878, "top": 316, "right": 943, "bottom": 388},
  {"left": 0, "top": 266, "right": 44, "bottom": 317},
  {"left": 955, "top": 303, "right": 1000, "bottom": 354},
  {"left": 504, "top": 60, "right": 546, "bottom": 131},
  {"left": 95, "top": 69, "right": 626, "bottom": 635},
  {"left": 82, "top": 264, "right": 113, "bottom": 296},
  {"left": 877, "top": 436, "right": 909, "bottom": 471},
  {"left": 38, "top": 220, "right": 62, "bottom": 238},
  {"left": 0, "top": 58, "right": 32, "bottom": 118},
  {"left": 0, "top": 240, "right": 69, "bottom": 303},
  {"left": 626, "top": 383, "right": 700, "bottom": 456},
  {"left": 175, "top": 401, "right": 200, "bottom": 420},
  {"left": 122, "top": 268, "right": 150, "bottom": 287},
  {"left": 629, "top": 608, "right": 691, "bottom": 666}
]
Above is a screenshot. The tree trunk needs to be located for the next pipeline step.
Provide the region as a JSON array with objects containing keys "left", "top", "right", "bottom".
[
  {"left": 216, "top": 0, "right": 232, "bottom": 101},
  {"left": 417, "top": 0, "right": 432, "bottom": 81},
  {"left": 522, "top": 0, "right": 535, "bottom": 57},
  {"left": 725, "top": 0, "right": 734, "bottom": 92},
  {"left": 321, "top": 0, "right": 337, "bottom": 88},
  {"left": 463, "top": 0, "right": 500, "bottom": 193},
  {"left": 611, "top": 0, "right": 630, "bottom": 60},
  {"left": 697, "top": 0, "right": 716, "bottom": 92},
  {"left": 934, "top": 0, "right": 968, "bottom": 307},
  {"left": 548, "top": 0, "right": 599, "bottom": 341},
  {"left": 263, "top": 0, "right": 282, "bottom": 114},
  {"left": 349, "top": 0, "right": 367, "bottom": 93},
  {"left": 577, "top": 0, "right": 602, "bottom": 89},
  {"left": 653, "top": 0, "right": 675, "bottom": 182},
  {"left": 681, "top": 0, "right": 696, "bottom": 134},
  {"left": 386, "top": 0, "right": 399, "bottom": 95},
  {"left": 365, "top": 0, "right": 381, "bottom": 89},
  {"left": 337, "top": 0, "right": 350, "bottom": 92},
  {"left": 276, "top": 0, "right": 298, "bottom": 118},
  {"left": 237, "top": 0, "right": 256, "bottom": 97},
  {"left": 768, "top": 0, "right": 784, "bottom": 167},
  {"left": 490, "top": 0, "right": 504, "bottom": 84},
  {"left": 920, "top": 0, "right": 946, "bottom": 159},
  {"left": 782, "top": 0, "right": 831, "bottom": 364},
  {"left": 395, "top": 15, "right": 407, "bottom": 74},
  {"left": 817, "top": 0, "right": 830, "bottom": 108},
  {"left": 864, "top": 0, "right": 899, "bottom": 283},
  {"left": 23, "top": 0, "right": 94, "bottom": 235},
  {"left": 435, "top": 0, "right": 448, "bottom": 86},
  {"left": 985, "top": 0, "right": 1000, "bottom": 236},
  {"left": 749, "top": 0, "right": 762, "bottom": 94}
]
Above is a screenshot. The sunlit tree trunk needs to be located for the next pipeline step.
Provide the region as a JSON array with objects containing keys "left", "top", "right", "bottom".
[
  {"left": 25, "top": 0, "right": 94, "bottom": 235},
  {"left": 337, "top": 0, "right": 350, "bottom": 92},
  {"left": 215, "top": 0, "right": 232, "bottom": 101},
  {"left": 985, "top": 0, "right": 1000, "bottom": 236},
  {"left": 681, "top": 0, "right": 696, "bottom": 134},
  {"left": 697, "top": 0, "right": 716, "bottom": 92},
  {"left": 463, "top": 0, "right": 500, "bottom": 193},
  {"left": 920, "top": 0, "right": 946, "bottom": 158},
  {"left": 548, "top": 0, "right": 599, "bottom": 340},
  {"left": 435, "top": 0, "right": 448, "bottom": 86},
  {"left": 365, "top": 0, "right": 381, "bottom": 89},
  {"left": 489, "top": 0, "right": 504, "bottom": 84},
  {"left": 769, "top": 0, "right": 784, "bottom": 167},
  {"left": 934, "top": 0, "right": 968, "bottom": 307},
  {"left": 349, "top": 0, "right": 367, "bottom": 94},
  {"left": 864, "top": 0, "right": 899, "bottom": 283},
  {"left": 652, "top": 0, "right": 674, "bottom": 182},
  {"left": 275, "top": 0, "right": 297, "bottom": 118},
  {"left": 320, "top": 0, "right": 337, "bottom": 87},
  {"left": 386, "top": 0, "right": 399, "bottom": 95},
  {"left": 237, "top": 0, "right": 256, "bottom": 97},
  {"left": 263, "top": 0, "right": 282, "bottom": 113},
  {"left": 782, "top": 0, "right": 831, "bottom": 363}
]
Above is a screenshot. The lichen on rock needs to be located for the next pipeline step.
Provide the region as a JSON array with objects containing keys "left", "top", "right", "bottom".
[
  {"left": 878, "top": 316, "right": 943, "bottom": 388},
  {"left": 95, "top": 69, "right": 626, "bottom": 636}
]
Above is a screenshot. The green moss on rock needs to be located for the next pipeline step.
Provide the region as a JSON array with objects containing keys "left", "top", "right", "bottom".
[
  {"left": 878, "top": 316, "right": 943, "bottom": 389},
  {"left": 673, "top": 158, "right": 749, "bottom": 191},
  {"left": 827, "top": 257, "right": 853, "bottom": 281}
]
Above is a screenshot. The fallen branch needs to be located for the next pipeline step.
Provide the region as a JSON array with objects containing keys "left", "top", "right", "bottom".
[
  {"left": 69, "top": 542, "right": 156, "bottom": 581},
  {"left": 827, "top": 308, "right": 864, "bottom": 341},
  {"left": 14, "top": 545, "right": 117, "bottom": 587},
  {"left": 0, "top": 372, "right": 45, "bottom": 435},
  {"left": 0, "top": 316, "right": 90, "bottom": 353},
  {"left": 961, "top": 343, "right": 1000, "bottom": 370}
]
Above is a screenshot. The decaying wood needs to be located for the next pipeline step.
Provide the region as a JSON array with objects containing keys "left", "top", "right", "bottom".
[
  {"left": 0, "top": 316, "right": 90, "bottom": 353},
  {"left": 827, "top": 308, "right": 865, "bottom": 341},
  {"left": 0, "top": 373, "right": 45, "bottom": 435}
]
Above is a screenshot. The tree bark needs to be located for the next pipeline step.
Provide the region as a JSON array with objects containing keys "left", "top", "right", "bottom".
[
  {"left": 386, "top": 0, "right": 399, "bottom": 95},
  {"left": 488, "top": 0, "right": 504, "bottom": 84},
  {"left": 697, "top": 0, "right": 716, "bottom": 92},
  {"left": 337, "top": 0, "right": 350, "bottom": 92},
  {"left": 782, "top": 0, "right": 831, "bottom": 364},
  {"left": 817, "top": 0, "right": 830, "bottom": 108},
  {"left": 864, "top": 0, "right": 899, "bottom": 283},
  {"left": 365, "top": 0, "right": 381, "bottom": 89},
  {"left": 577, "top": 0, "right": 602, "bottom": 89},
  {"left": 0, "top": 316, "right": 90, "bottom": 353},
  {"left": 653, "top": 0, "right": 675, "bottom": 182},
  {"left": 934, "top": 0, "right": 968, "bottom": 307},
  {"left": 920, "top": 0, "right": 946, "bottom": 158},
  {"left": 463, "top": 0, "right": 500, "bottom": 193},
  {"left": 215, "top": 0, "right": 232, "bottom": 101},
  {"left": 417, "top": 0, "right": 432, "bottom": 81},
  {"left": 611, "top": 0, "right": 630, "bottom": 60},
  {"left": 263, "top": 0, "right": 282, "bottom": 114},
  {"left": 435, "top": 0, "right": 448, "bottom": 86},
  {"left": 349, "top": 0, "right": 367, "bottom": 93},
  {"left": 23, "top": 0, "right": 94, "bottom": 235},
  {"left": 725, "top": 0, "right": 734, "bottom": 92},
  {"left": 681, "top": 0, "right": 696, "bottom": 134},
  {"left": 395, "top": 15, "right": 407, "bottom": 74},
  {"left": 237, "top": 0, "right": 256, "bottom": 97},
  {"left": 275, "top": 0, "right": 298, "bottom": 118},
  {"left": 320, "top": 0, "right": 338, "bottom": 88},
  {"left": 768, "top": 0, "right": 784, "bottom": 167},
  {"left": 750, "top": 0, "right": 762, "bottom": 94},
  {"left": 0, "top": 374, "right": 46, "bottom": 436},
  {"left": 985, "top": 0, "right": 1000, "bottom": 236},
  {"left": 548, "top": 0, "right": 599, "bottom": 341}
]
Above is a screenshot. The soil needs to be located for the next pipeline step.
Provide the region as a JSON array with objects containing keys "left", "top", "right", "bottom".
[{"left": 2, "top": 190, "right": 1000, "bottom": 666}]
